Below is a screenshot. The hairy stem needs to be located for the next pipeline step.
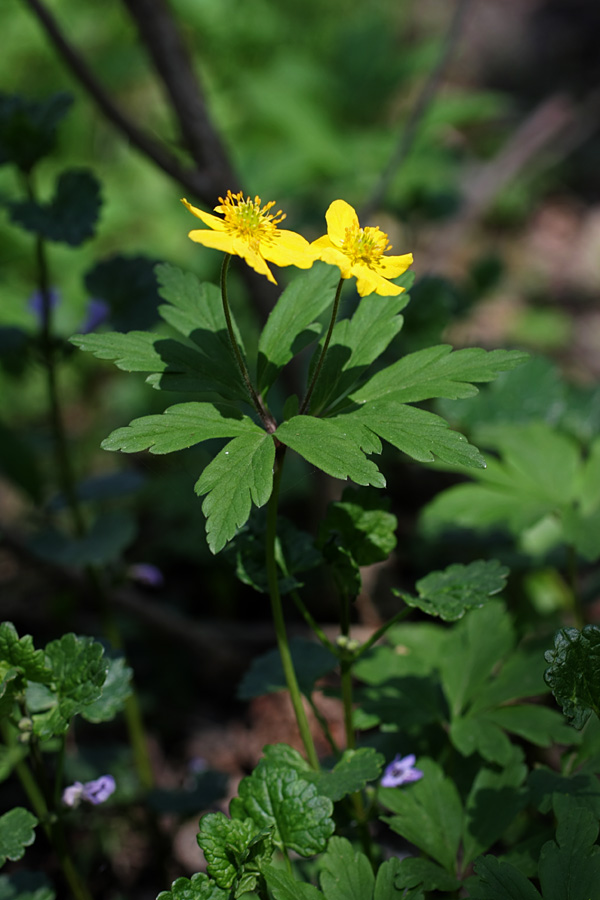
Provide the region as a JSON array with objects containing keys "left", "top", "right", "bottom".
[
  {"left": 289, "top": 589, "right": 339, "bottom": 657},
  {"left": 307, "top": 694, "right": 341, "bottom": 758},
  {"left": 266, "top": 447, "right": 319, "bottom": 768},
  {"left": 353, "top": 606, "right": 412, "bottom": 662},
  {"left": 299, "top": 277, "right": 344, "bottom": 415}
]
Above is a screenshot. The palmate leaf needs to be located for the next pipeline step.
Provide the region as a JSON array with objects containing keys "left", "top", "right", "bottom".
[
  {"left": 9, "top": 169, "right": 101, "bottom": 246},
  {"left": 319, "top": 836, "right": 374, "bottom": 900},
  {"left": 257, "top": 262, "right": 339, "bottom": 396},
  {"left": 101, "top": 402, "right": 260, "bottom": 454},
  {"left": 0, "top": 623, "right": 52, "bottom": 684},
  {"left": 263, "top": 866, "right": 323, "bottom": 900},
  {"left": 0, "top": 809, "right": 38, "bottom": 867},
  {"left": 466, "top": 856, "right": 542, "bottom": 900},
  {"left": 351, "top": 345, "right": 529, "bottom": 405},
  {"left": 319, "top": 486, "right": 397, "bottom": 567},
  {"left": 396, "top": 559, "right": 509, "bottom": 621},
  {"left": 544, "top": 625, "right": 600, "bottom": 728},
  {"left": 195, "top": 432, "right": 275, "bottom": 554},
  {"left": 275, "top": 416, "right": 385, "bottom": 487},
  {"left": 315, "top": 748, "right": 385, "bottom": 802},
  {"left": 538, "top": 794, "right": 600, "bottom": 900}
]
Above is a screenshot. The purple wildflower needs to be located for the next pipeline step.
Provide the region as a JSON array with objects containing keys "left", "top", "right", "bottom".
[
  {"left": 128, "top": 563, "right": 164, "bottom": 588},
  {"left": 77, "top": 297, "right": 110, "bottom": 334},
  {"left": 62, "top": 775, "right": 116, "bottom": 807},
  {"left": 28, "top": 288, "right": 60, "bottom": 322},
  {"left": 381, "top": 754, "right": 424, "bottom": 788}
]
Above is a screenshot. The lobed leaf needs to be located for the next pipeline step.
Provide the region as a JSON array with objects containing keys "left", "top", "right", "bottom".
[
  {"left": 156, "top": 872, "right": 229, "bottom": 900},
  {"left": 81, "top": 655, "right": 132, "bottom": 723},
  {"left": 9, "top": 169, "right": 101, "bottom": 246},
  {"left": 0, "top": 623, "right": 52, "bottom": 683},
  {"left": 396, "top": 559, "right": 509, "bottom": 621},
  {"left": 467, "top": 856, "right": 542, "bottom": 900},
  {"left": 315, "top": 748, "right": 385, "bottom": 802},
  {"left": 393, "top": 859, "right": 460, "bottom": 894},
  {"left": 195, "top": 432, "right": 275, "bottom": 554},
  {"left": 319, "top": 486, "right": 397, "bottom": 567},
  {"left": 197, "top": 813, "right": 271, "bottom": 893},
  {"left": 538, "top": 793, "right": 600, "bottom": 900},
  {"left": 237, "top": 638, "right": 337, "bottom": 700},
  {"left": 319, "top": 836, "right": 374, "bottom": 900},
  {"left": 0, "top": 809, "right": 38, "bottom": 868},
  {"left": 263, "top": 866, "right": 324, "bottom": 900},
  {"left": 544, "top": 625, "right": 600, "bottom": 728}
]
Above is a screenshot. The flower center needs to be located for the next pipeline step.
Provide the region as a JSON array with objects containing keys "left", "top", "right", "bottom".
[
  {"left": 217, "top": 190, "right": 285, "bottom": 249},
  {"left": 342, "top": 224, "right": 391, "bottom": 268}
]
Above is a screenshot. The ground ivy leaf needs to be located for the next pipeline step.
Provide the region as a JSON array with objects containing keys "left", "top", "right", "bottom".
[
  {"left": 315, "top": 748, "right": 385, "bottom": 802},
  {"left": 373, "top": 858, "right": 406, "bottom": 900},
  {"left": 351, "top": 345, "right": 529, "bottom": 405},
  {"left": 81, "top": 655, "right": 132, "bottom": 723},
  {"left": 0, "top": 808, "right": 38, "bottom": 867},
  {"left": 352, "top": 401, "right": 486, "bottom": 468},
  {"left": 237, "top": 638, "right": 337, "bottom": 700},
  {"left": 393, "top": 858, "right": 461, "bottom": 894},
  {"left": 483, "top": 704, "right": 577, "bottom": 748},
  {"left": 30, "top": 511, "right": 136, "bottom": 568},
  {"left": 237, "top": 761, "right": 334, "bottom": 856},
  {"left": 257, "top": 263, "right": 339, "bottom": 397},
  {"left": 450, "top": 713, "right": 514, "bottom": 765},
  {"left": 275, "top": 416, "right": 385, "bottom": 488},
  {"left": 544, "top": 625, "right": 600, "bottom": 728},
  {"left": 0, "top": 91, "right": 72, "bottom": 172},
  {"left": 319, "top": 836, "right": 374, "bottom": 900},
  {"left": 101, "top": 403, "right": 260, "bottom": 454},
  {"left": 263, "top": 866, "right": 324, "bottom": 900},
  {"left": 538, "top": 794, "right": 600, "bottom": 900},
  {"left": 9, "top": 169, "right": 101, "bottom": 246},
  {"left": 379, "top": 758, "right": 463, "bottom": 874},
  {"left": 466, "top": 856, "right": 542, "bottom": 900},
  {"left": 157, "top": 872, "right": 230, "bottom": 900},
  {"left": 197, "top": 813, "right": 271, "bottom": 891},
  {"left": 0, "top": 623, "right": 52, "bottom": 683},
  {"left": 319, "top": 486, "right": 397, "bottom": 567},
  {"left": 0, "top": 870, "right": 55, "bottom": 900},
  {"left": 195, "top": 432, "right": 275, "bottom": 554},
  {"left": 261, "top": 744, "right": 313, "bottom": 774},
  {"left": 396, "top": 559, "right": 509, "bottom": 621}
]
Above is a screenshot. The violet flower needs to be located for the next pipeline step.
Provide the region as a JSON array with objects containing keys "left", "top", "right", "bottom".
[
  {"left": 28, "top": 288, "right": 60, "bottom": 322},
  {"left": 62, "top": 775, "right": 116, "bottom": 807},
  {"left": 77, "top": 297, "right": 110, "bottom": 334},
  {"left": 381, "top": 754, "right": 424, "bottom": 788},
  {"left": 128, "top": 563, "right": 164, "bottom": 588}
]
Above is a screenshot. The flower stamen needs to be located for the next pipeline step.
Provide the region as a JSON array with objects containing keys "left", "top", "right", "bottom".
[
  {"left": 342, "top": 224, "right": 392, "bottom": 269},
  {"left": 216, "top": 190, "right": 286, "bottom": 249}
]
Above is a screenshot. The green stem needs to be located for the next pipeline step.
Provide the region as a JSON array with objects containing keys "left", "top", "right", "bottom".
[
  {"left": 266, "top": 447, "right": 319, "bottom": 769},
  {"left": 353, "top": 606, "right": 412, "bottom": 662},
  {"left": 339, "top": 593, "right": 355, "bottom": 749},
  {"left": 289, "top": 589, "right": 339, "bottom": 657},
  {"left": 299, "top": 277, "right": 344, "bottom": 415},
  {"left": 306, "top": 694, "right": 341, "bottom": 758},
  {"left": 220, "top": 255, "right": 276, "bottom": 432},
  {"left": 567, "top": 544, "right": 584, "bottom": 629}
]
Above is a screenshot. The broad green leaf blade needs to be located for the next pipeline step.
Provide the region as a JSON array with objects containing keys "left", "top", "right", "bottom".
[
  {"left": 261, "top": 744, "right": 313, "bottom": 775},
  {"left": 157, "top": 872, "right": 229, "bottom": 900},
  {"left": 315, "top": 748, "right": 385, "bottom": 802},
  {"left": 9, "top": 169, "right": 101, "bottom": 246},
  {"left": 155, "top": 264, "right": 248, "bottom": 400},
  {"left": 449, "top": 713, "right": 514, "bottom": 765},
  {"left": 463, "top": 751, "right": 528, "bottom": 866},
  {"left": 197, "top": 812, "right": 271, "bottom": 892},
  {"left": 483, "top": 704, "right": 577, "bottom": 748},
  {"left": 30, "top": 511, "right": 136, "bottom": 568},
  {"left": 257, "top": 263, "right": 339, "bottom": 396},
  {"left": 0, "top": 91, "right": 72, "bottom": 172},
  {"left": 81, "top": 656, "right": 132, "bottom": 723},
  {"left": 352, "top": 402, "right": 486, "bottom": 468},
  {"left": 101, "top": 403, "right": 261, "bottom": 454},
  {"left": 393, "top": 859, "right": 460, "bottom": 894},
  {"left": 319, "top": 486, "right": 397, "bottom": 567},
  {"left": 397, "top": 559, "right": 508, "bottom": 621},
  {"left": 309, "top": 292, "right": 409, "bottom": 415},
  {"left": 379, "top": 758, "right": 463, "bottom": 873},
  {"left": 237, "top": 761, "right": 334, "bottom": 856},
  {"left": 0, "top": 623, "right": 52, "bottom": 683},
  {"left": 237, "top": 638, "right": 337, "bottom": 700},
  {"left": 195, "top": 432, "right": 275, "bottom": 554},
  {"left": 263, "top": 866, "right": 324, "bottom": 900},
  {"left": 84, "top": 254, "right": 160, "bottom": 331},
  {"left": 319, "top": 836, "right": 374, "bottom": 900},
  {"left": 466, "top": 856, "right": 542, "bottom": 900},
  {"left": 0, "top": 809, "right": 38, "bottom": 867},
  {"left": 0, "top": 870, "right": 55, "bottom": 900},
  {"left": 544, "top": 625, "right": 600, "bottom": 728},
  {"left": 275, "top": 416, "right": 385, "bottom": 488},
  {"left": 528, "top": 768, "right": 600, "bottom": 818},
  {"left": 373, "top": 858, "right": 410, "bottom": 900},
  {"left": 538, "top": 794, "right": 600, "bottom": 900},
  {"left": 469, "top": 644, "right": 552, "bottom": 714},
  {"left": 352, "top": 345, "right": 528, "bottom": 405}
]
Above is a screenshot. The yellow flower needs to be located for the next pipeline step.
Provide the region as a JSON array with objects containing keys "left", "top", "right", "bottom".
[
  {"left": 182, "top": 191, "right": 315, "bottom": 284},
  {"left": 311, "top": 199, "right": 413, "bottom": 297}
]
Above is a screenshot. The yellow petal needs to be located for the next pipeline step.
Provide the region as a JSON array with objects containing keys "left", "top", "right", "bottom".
[
  {"left": 352, "top": 264, "right": 403, "bottom": 297},
  {"left": 181, "top": 198, "right": 226, "bottom": 231},
  {"left": 187, "top": 229, "right": 235, "bottom": 253},
  {"left": 311, "top": 234, "right": 335, "bottom": 250},
  {"left": 374, "top": 252, "right": 413, "bottom": 279},
  {"left": 312, "top": 244, "right": 353, "bottom": 278},
  {"left": 263, "top": 229, "right": 316, "bottom": 269},
  {"left": 325, "top": 200, "right": 359, "bottom": 246},
  {"left": 233, "top": 240, "right": 278, "bottom": 284}
]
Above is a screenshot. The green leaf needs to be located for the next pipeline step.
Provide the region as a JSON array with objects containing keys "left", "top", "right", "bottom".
[
  {"left": 0, "top": 92, "right": 72, "bottom": 172},
  {"left": 538, "top": 794, "right": 600, "bottom": 900},
  {"left": 449, "top": 713, "right": 514, "bottom": 765},
  {"left": 356, "top": 674, "right": 447, "bottom": 731},
  {"left": 101, "top": 403, "right": 261, "bottom": 454},
  {"left": 9, "top": 170, "right": 101, "bottom": 246},
  {"left": 544, "top": 625, "right": 600, "bottom": 728},
  {"left": 373, "top": 858, "right": 408, "bottom": 900},
  {"left": 81, "top": 655, "right": 132, "bottom": 723},
  {"left": 469, "top": 643, "right": 552, "bottom": 714},
  {"left": 0, "top": 871, "right": 55, "bottom": 900},
  {"left": 237, "top": 760, "right": 334, "bottom": 856},
  {"left": 463, "top": 750, "right": 528, "bottom": 866},
  {"left": 0, "top": 423, "right": 43, "bottom": 504},
  {"left": 379, "top": 758, "right": 463, "bottom": 873},
  {"left": 275, "top": 416, "right": 385, "bottom": 488},
  {"left": 315, "top": 748, "right": 385, "bottom": 802},
  {"left": 308, "top": 292, "right": 409, "bottom": 415},
  {"left": 393, "top": 858, "right": 460, "bottom": 893},
  {"left": 263, "top": 866, "right": 324, "bottom": 900},
  {"left": 352, "top": 401, "right": 486, "bottom": 468},
  {"left": 319, "top": 836, "right": 374, "bottom": 900},
  {"left": 257, "top": 262, "right": 339, "bottom": 396},
  {"left": 396, "top": 559, "right": 508, "bottom": 621},
  {"left": 319, "top": 486, "right": 397, "bottom": 567},
  {"left": 0, "top": 809, "right": 38, "bottom": 867},
  {"left": 0, "top": 623, "right": 52, "bottom": 683},
  {"left": 483, "top": 704, "right": 577, "bottom": 748},
  {"left": 30, "top": 512, "right": 136, "bottom": 567},
  {"left": 195, "top": 432, "right": 275, "bottom": 554},
  {"left": 84, "top": 254, "right": 161, "bottom": 331},
  {"left": 351, "top": 345, "right": 528, "bottom": 405},
  {"left": 197, "top": 813, "right": 271, "bottom": 893},
  {"left": 237, "top": 638, "right": 337, "bottom": 700},
  {"left": 528, "top": 768, "right": 600, "bottom": 818},
  {"left": 466, "top": 856, "right": 542, "bottom": 900},
  {"left": 156, "top": 872, "right": 229, "bottom": 900}
]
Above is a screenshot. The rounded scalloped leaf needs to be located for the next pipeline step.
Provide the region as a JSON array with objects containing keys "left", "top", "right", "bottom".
[
  {"left": 544, "top": 625, "right": 600, "bottom": 729},
  {"left": 156, "top": 872, "right": 230, "bottom": 900},
  {"left": 0, "top": 808, "right": 38, "bottom": 867},
  {"left": 197, "top": 813, "right": 271, "bottom": 891}
]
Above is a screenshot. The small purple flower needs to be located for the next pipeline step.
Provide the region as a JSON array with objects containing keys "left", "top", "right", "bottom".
[
  {"left": 28, "top": 288, "right": 60, "bottom": 322},
  {"left": 128, "top": 563, "right": 164, "bottom": 588},
  {"left": 77, "top": 297, "right": 110, "bottom": 334},
  {"left": 381, "top": 754, "right": 424, "bottom": 788},
  {"left": 62, "top": 775, "right": 116, "bottom": 807}
]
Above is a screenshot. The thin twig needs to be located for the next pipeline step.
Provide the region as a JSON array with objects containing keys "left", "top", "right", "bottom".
[{"left": 362, "top": 0, "right": 471, "bottom": 220}]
